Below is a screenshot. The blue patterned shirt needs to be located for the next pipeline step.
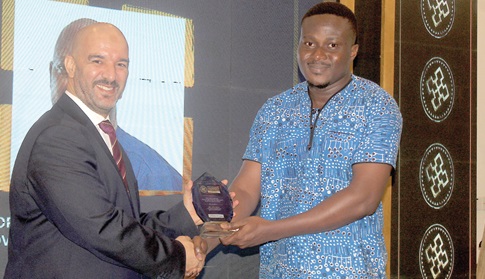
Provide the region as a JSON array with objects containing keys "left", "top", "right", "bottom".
[{"left": 243, "top": 76, "right": 402, "bottom": 278}]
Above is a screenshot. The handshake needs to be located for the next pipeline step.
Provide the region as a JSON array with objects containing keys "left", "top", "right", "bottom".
[
  {"left": 178, "top": 174, "right": 238, "bottom": 278},
  {"left": 176, "top": 235, "right": 207, "bottom": 279}
]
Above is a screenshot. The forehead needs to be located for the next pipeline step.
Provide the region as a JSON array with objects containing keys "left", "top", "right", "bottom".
[
  {"left": 74, "top": 24, "right": 129, "bottom": 56},
  {"left": 301, "top": 14, "right": 353, "bottom": 38}
]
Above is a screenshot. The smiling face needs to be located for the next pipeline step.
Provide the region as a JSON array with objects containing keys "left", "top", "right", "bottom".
[
  {"left": 297, "top": 14, "right": 358, "bottom": 93},
  {"left": 65, "top": 23, "right": 129, "bottom": 118}
]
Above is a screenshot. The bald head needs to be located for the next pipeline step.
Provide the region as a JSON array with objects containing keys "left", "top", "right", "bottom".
[
  {"left": 71, "top": 23, "right": 129, "bottom": 58},
  {"left": 64, "top": 22, "right": 129, "bottom": 118}
]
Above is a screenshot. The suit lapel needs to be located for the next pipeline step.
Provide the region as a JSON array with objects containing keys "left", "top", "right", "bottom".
[
  {"left": 120, "top": 147, "right": 141, "bottom": 218},
  {"left": 55, "top": 94, "right": 112, "bottom": 160},
  {"left": 55, "top": 94, "right": 139, "bottom": 218}
]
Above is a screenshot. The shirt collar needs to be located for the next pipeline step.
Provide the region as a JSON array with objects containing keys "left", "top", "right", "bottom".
[{"left": 65, "top": 91, "right": 110, "bottom": 125}]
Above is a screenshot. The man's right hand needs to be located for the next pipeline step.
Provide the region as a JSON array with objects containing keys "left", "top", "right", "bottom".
[{"left": 176, "top": 236, "right": 207, "bottom": 278}]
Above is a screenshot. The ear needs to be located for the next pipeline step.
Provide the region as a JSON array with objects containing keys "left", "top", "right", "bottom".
[
  {"left": 350, "top": 44, "right": 359, "bottom": 60},
  {"left": 64, "top": 55, "right": 76, "bottom": 78}
]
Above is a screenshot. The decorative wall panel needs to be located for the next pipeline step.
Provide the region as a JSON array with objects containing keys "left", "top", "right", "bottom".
[{"left": 392, "top": 0, "right": 476, "bottom": 277}]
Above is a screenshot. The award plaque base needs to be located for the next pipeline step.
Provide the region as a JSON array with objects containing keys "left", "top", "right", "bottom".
[{"left": 200, "top": 221, "right": 237, "bottom": 238}]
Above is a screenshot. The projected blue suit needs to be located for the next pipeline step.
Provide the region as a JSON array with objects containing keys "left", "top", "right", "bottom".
[{"left": 117, "top": 127, "right": 183, "bottom": 191}]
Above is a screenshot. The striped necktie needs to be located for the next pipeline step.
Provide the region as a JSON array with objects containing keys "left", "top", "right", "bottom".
[{"left": 99, "top": 120, "right": 127, "bottom": 186}]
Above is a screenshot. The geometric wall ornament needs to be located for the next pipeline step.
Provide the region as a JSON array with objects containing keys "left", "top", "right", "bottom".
[
  {"left": 419, "top": 224, "right": 454, "bottom": 279},
  {"left": 420, "top": 0, "right": 455, "bottom": 39},
  {"left": 394, "top": 0, "right": 475, "bottom": 277},
  {"left": 419, "top": 143, "right": 454, "bottom": 209},
  {"left": 420, "top": 57, "right": 455, "bottom": 122}
]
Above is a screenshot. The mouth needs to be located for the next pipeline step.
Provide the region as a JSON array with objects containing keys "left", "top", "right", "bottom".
[
  {"left": 94, "top": 80, "right": 119, "bottom": 93},
  {"left": 96, "top": 84, "right": 115, "bottom": 92},
  {"left": 307, "top": 63, "right": 330, "bottom": 74}
]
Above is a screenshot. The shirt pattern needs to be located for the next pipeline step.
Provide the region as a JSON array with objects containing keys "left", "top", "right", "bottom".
[{"left": 243, "top": 75, "right": 402, "bottom": 278}]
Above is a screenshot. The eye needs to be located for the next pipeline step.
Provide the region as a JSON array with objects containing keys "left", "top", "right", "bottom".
[
  {"left": 329, "top": 43, "right": 338, "bottom": 48},
  {"left": 117, "top": 62, "right": 128, "bottom": 68},
  {"left": 304, "top": 41, "right": 315, "bottom": 47}
]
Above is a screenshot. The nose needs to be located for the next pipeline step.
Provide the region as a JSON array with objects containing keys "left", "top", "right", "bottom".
[
  {"left": 102, "top": 62, "right": 117, "bottom": 82},
  {"left": 312, "top": 47, "right": 327, "bottom": 61}
]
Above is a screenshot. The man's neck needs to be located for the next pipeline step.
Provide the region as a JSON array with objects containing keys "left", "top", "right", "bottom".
[{"left": 308, "top": 76, "right": 352, "bottom": 108}]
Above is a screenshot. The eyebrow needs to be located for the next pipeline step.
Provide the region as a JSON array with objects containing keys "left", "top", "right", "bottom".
[
  {"left": 87, "top": 54, "right": 129, "bottom": 64},
  {"left": 88, "top": 54, "right": 104, "bottom": 60}
]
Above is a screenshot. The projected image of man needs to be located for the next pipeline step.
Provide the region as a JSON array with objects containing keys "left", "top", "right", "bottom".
[{"left": 49, "top": 18, "right": 183, "bottom": 192}]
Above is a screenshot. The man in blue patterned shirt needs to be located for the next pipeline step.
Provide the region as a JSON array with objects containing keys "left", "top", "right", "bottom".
[{"left": 221, "top": 2, "right": 402, "bottom": 278}]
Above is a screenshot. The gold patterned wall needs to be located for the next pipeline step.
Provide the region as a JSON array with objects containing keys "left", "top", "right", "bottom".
[
  {"left": 0, "top": 0, "right": 14, "bottom": 192},
  {"left": 0, "top": 106, "right": 11, "bottom": 192}
]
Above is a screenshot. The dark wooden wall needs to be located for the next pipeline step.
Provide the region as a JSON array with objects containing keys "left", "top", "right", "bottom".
[{"left": 392, "top": 1, "right": 477, "bottom": 278}]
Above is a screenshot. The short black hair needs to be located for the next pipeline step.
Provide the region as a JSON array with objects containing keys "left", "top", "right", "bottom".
[{"left": 301, "top": 2, "right": 358, "bottom": 44}]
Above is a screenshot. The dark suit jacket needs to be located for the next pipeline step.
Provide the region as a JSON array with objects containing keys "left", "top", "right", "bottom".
[{"left": 5, "top": 94, "right": 198, "bottom": 279}]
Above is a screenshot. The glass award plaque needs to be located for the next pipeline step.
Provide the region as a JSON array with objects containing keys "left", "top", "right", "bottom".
[{"left": 192, "top": 172, "right": 234, "bottom": 237}]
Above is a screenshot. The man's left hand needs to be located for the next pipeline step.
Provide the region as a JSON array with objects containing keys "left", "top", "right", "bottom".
[
  {"left": 219, "top": 216, "right": 272, "bottom": 249},
  {"left": 183, "top": 179, "right": 239, "bottom": 226},
  {"left": 183, "top": 180, "right": 203, "bottom": 226}
]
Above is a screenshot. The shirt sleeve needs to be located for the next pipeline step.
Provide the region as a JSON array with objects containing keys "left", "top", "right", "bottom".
[
  {"left": 243, "top": 100, "right": 273, "bottom": 162},
  {"left": 352, "top": 89, "right": 403, "bottom": 168}
]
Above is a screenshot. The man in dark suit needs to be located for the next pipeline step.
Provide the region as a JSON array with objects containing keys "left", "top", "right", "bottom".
[
  {"left": 6, "top": 22, "right": 205, "bottom": 278},
  {"left": 49, "top": 18, "right": 183, "bottom": 193}
]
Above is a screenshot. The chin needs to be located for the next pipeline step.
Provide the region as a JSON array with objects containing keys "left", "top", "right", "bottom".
[{"left": 308, "top": 81, "right": 330, "bottom": 89}]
